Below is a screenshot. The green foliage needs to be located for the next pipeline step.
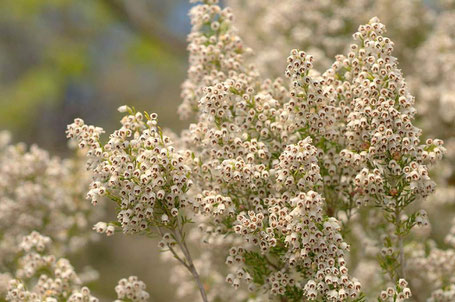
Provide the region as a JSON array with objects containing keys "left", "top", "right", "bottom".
[
  {"left": 243, "top": 251, "right": 271, "bottom": 285},
  {"left": 283, "top": 285, "right": 305, "bottom": 302}
]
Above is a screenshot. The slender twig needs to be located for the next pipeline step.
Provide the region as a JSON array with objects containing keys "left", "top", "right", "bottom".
[
  {"left": 155, "top": 226, "right": 189, "bottom": 269},
  {"left": 394, "top": 205, "right": 405, "bottom": 280},
  {"left": 173, "top": 218, "right": 208, "bottom": 302},
  {"left": 154, "top": 202, "right": 207, "bottom": 301},
  {"left": 398, "top": 226, "right": 406, "bottom": 279},
  {"left": 264, "top": 255, "right": 280, "bottom": 270}
]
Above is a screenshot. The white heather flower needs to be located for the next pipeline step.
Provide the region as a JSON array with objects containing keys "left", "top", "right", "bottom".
[
  {"left": 93, "top": 222, "right": 108, "bottom": 234},
  {"left": 106, "top": 225, "right": 115, "bottom": 236},
  {"left": 117, "top": 105, "right": 130, "bottom": 113}
]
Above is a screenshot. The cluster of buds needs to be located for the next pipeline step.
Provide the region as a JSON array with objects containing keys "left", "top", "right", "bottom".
[
  {"left": 92, "top": 221, "right": 115, "bottom": 236},
  {"left": 224, "top": 155, "right": 360, "bottom": 300}
]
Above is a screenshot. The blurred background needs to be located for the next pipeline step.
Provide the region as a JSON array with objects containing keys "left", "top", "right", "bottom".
[
  {"left": 0, "top": 0, "right": 192, "bottom": 154},
  {"left": 0, "top": 0, "right": 195, "bottom": 300}
]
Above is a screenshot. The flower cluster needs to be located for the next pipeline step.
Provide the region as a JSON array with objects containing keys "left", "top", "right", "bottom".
[
  {"left": 114, "top": 276, "right": 150, "bottom": 302},
  {"left": 0, "top": 131, "right": 98, "bottom": 286},
  {"left": 63, "top": 1, "right": 450, "bottom": 301},
  {"left": 378, "top": 279, "right": 412, "bottom": 302},
  {"left": 67, "top": 107, "right": 208, "bottom": 301},
  {"left": 67, "top": 108, "right": 192, "bottom": 235},
  {"left": 1, "top": 0, "right": 453, "bottom": 301},
  {"left": 162, "top": 2, "right": 445, "bottom": 301},
  {"left": 6, "top": 232, "right": 90, "bottom": 302},
  {"left": 179, "top": 0, "right": 255, "bottom": 119},
  {"left": 6, "top": 232, "right": 149, "bottom": 302},
  {"left": 316, "top": 17, "right": 445, "bottom": 284}
]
